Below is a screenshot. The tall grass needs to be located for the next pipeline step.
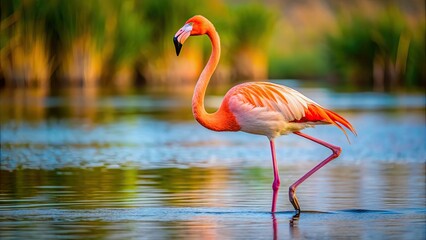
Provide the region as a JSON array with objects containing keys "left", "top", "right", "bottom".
[
  {"left": 326, "top": 6, "right": 425, "bottom": 91},
  {"left": 1, "top": 0, "right": 52, "bottom": 87},
  {"left": 0, "top": 0, "right": 424, "bottom": 90},
  {"left": 229, "top": 3, "right": 277, "bottom": 81}
]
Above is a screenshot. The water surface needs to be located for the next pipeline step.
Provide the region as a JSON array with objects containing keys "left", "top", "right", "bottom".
[{"left": 1, "top": 84, "right": 425, "bottom": 239}]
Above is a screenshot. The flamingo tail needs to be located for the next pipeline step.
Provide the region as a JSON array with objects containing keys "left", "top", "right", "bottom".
[
  {"left": 323, "top": 108, "right": 357, "bottom": 142},
  {"left": 296, "top": 104, "right": 357, "bottom": 142}
]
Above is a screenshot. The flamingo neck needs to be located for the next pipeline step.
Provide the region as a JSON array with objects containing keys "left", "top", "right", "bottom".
[{"left": 191, "top": 27, "right": 239, "bottom": 132}]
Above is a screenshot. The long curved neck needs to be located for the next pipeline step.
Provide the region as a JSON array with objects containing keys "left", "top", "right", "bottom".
[
  {"left": 191, "top": 24, "right": 240, "bottom": 132},
  {"left": 192, "top": 27, "right": 221, "bottom": 126}
]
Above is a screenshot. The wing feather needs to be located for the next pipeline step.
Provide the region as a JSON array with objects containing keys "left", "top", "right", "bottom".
[
  {"left": 230, "top": 82, "right": 356, "bottom": 138},
  {"left": 233, "top": 82, "right": 314, "bottom": 121}
]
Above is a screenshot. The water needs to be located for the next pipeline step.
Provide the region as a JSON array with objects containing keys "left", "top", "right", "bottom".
[{"left": 1, "top": 83, "right": 425, "bottom": 239}]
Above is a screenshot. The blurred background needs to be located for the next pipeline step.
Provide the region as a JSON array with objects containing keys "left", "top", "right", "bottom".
[{"left": 1, "top": 0, "right": 424, "bottom": 90}]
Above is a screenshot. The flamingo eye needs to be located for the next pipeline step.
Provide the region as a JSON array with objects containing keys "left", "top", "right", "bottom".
[{"left": 184, "top": 22, "right": 193, "bottom": 31}]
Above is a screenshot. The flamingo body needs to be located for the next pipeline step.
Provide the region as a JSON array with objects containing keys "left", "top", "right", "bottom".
[
  {"left": 174, "top": 15, "right": 356, "bottom": 214},
  {"left": 225, "top": 82, "right": 355, "bottom": 139}
]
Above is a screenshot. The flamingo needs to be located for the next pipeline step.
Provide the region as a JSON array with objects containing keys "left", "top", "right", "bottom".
[{"left": 173, "top": 15, "right": 356, "bottom": 214}]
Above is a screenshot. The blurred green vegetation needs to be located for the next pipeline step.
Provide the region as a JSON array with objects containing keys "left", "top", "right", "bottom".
[
  {"left": 0, "top": 0, "right": 424, "bottom": 91},
  {"left": 326, "top": 6, "right": 425, "bottom": 91}
]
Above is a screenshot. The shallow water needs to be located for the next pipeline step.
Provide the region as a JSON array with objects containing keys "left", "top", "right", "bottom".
[{"left": 1, "top": 83, "right": 425, "bottom": 239}]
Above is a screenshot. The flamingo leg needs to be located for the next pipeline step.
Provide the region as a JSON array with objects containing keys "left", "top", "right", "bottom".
[
  {"left": 289, "top": 131, "right": 342, "bottom": 213},
  {"left": 271, "top": 213, "right": 278, "bottom": 239},
  {"left": 270, "top": 139, "right": 281, "bottom": 213}
]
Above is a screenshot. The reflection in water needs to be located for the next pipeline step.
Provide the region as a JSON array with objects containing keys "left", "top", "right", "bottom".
[
  {"left": 0, "top": 86, "right": 425, "bottom": 239},
  {"left": 0, "top": 168, "right": 139, "bottom": 209},
  {"left": 0, "top": 88, "right": 48, "bottom": 123},
  {"left": 0, "top": 164, "right": 425, "bottom": 239},
  {"left": 0, "top": 167, "right": 231, "bottom": 209}
]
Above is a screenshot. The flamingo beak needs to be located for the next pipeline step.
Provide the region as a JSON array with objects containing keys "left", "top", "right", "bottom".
[
  {"left": 174, "top": 23, "right": 193, "bottom": 56},
  {"left": 173, "top": 36, "right": 183, "bottom": 56}
]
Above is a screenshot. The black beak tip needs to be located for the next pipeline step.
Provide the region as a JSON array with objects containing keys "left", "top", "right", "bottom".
[{"left": 173, "top": 36, "right": 182, "bottom": 56}]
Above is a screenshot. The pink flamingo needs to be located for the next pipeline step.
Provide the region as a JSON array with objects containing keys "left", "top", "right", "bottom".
[{"left": 174, "top": 15, "right": 356, "bottom": 214}]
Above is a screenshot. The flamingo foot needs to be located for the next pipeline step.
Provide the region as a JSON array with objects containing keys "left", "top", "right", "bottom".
[
  {"left": 289, "top": 212, "right": 300, "bottom": 226},
  {"left": 289, "top": 185, "right": 301, "bottom": 213},
  {"left": 289, "top": 187, "right": 301, "bottom": 225}
]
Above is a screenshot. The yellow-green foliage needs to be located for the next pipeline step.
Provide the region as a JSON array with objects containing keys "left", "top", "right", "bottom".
[
  {"left": 0, "top": 0, "right": 424, "bottom": 90},
  {"left": 326, "top": 6, "right": 425, "bottom": 90}
]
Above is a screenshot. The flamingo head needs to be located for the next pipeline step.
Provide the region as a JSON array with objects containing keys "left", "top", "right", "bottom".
[{"left": 174, "top": 15, "right": 213, "bottom": 56}]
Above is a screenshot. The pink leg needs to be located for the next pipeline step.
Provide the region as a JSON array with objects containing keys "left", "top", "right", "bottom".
[
  {"left": 270, "top": 140, "right": 281, "bottom": 213},
  {"left": 272, "top": 213, "right": 278, "bottom": 239},
  {"left": 289, "top": 131, "right": 342, "bottom": 213}
]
